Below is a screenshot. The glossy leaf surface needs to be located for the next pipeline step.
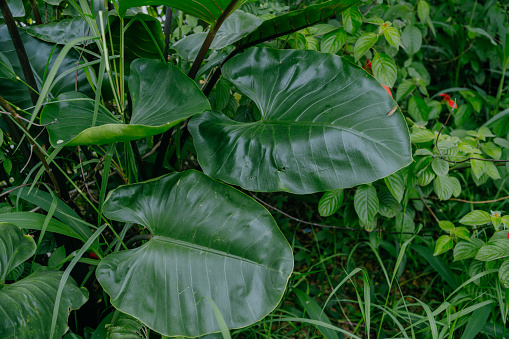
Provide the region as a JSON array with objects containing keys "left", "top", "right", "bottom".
[
  {"left": 189, "top": 48, "right": 412, "bottom": 193},
  {"left": 0, "top": 267, "right": 88, "bottom": 338},
  {"left": 41, "top": 59, "right": 210, "bottom": 146},
  {"left": 96, "top": 170, "right": 293, "bottom": 337},
  {"left": 119, "top": 0, "right": 250, "bottom": 24},
  {"left": 23, "top": 17, "right": 90, "bottom": 44},
  {"left": 0, "top": 223, "right": 35, "bottom": 282},
  {"left": 0, "top": 25, "right": 93, "bottom": 109},
  {"left": 238, "top": 0, "right": 358, "bottom": 48}
]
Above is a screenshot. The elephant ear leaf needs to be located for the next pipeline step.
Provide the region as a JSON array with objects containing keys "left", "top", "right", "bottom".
[
  {"left": 188, "top": 47, "right": 412, "bottom": 194},
  {"left": 0, "top": 223, "right": 88, "bottom": 338},
  {"left": 96, "top": 170, "right": 293, "bottom": 337},
  {"left": 41, "top": 58, "right": 210, "bottom": 146}
]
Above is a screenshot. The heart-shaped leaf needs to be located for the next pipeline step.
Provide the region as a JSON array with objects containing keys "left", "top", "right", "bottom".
[
  {"left": 41, "top": 58, "right": 210, "bottom": 146},
  {"left": 0, "top": 224, "right": 88, "bottom": 338},
  {"left": 96, "top": 170, "right": 293, "bottom": 337},
  {"left": 189, "top": 48, "right": 412, "bottom": 194}
]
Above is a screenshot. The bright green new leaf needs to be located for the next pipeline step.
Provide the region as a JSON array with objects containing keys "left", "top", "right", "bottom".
[
  {"left": 453, "top": 239, "right": 484, "bottom": 261},
  {"left": 383, "top": 27, "right": 401, "bottom": 49},
  {"left": 342, "top": 5, "right": 362, "bottom": 34},
  {"left": 354, "top": 185, "right": 379, "bottom": 225},
  {"left": 434, "top": 235, "right": 453, "bottom": 256},
  {"left": 372, "top": 53, "right": 397, "bottom": 87},
  {"left": 471, "top": 158, "right": 486, "bottom": 179},
  {"left": 401, "top": 25, "right": 422, "bottom": 55},
  {"left": 41, "top": 59, "right": 210, "bottom": 146},
  {"left": 189, "top": 48, "right": 412, "bottom": 193},
  {"left": 411, "top": 129, "right": 435, "bottom": 143},
  {"left": 450, "top": 176, "right": 461, "bottom": 197},
  {"left": 318, "top": 189, "right": 344, "bottom": 217},
  {"left": 453, "top": 227, "right": 470, "bottom": 241},
  {"left": 354, "top": 32, "right": 378, "bottom": 61},
  {"left": 481, "top": 142, "right": 502, "bottom": 159},
  {"left": 96, "top": 171, "right": 293, "bottom": 337},
  {"left": 438, "top": 220, "right": 454, "bottom": 231},
  {"left": 460, "top": 210, "right": 491, "bottom": 226}
]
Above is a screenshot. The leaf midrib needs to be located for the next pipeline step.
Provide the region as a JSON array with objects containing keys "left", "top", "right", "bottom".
[{"left": 152, "top": 236, "right": 284, "bottom": 273}]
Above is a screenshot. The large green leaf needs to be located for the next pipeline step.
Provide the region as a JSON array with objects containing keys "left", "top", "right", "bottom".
[
  {"left": 0, "top": 25, "right": 94, "bottom": 110},
  {"left": 0, "top": 223, "right": 35, "bottom": 282},
  {"left": 118, "top": 0, "right": 250, "bottom": 24},
  {"left": 189, "top": 48, "right": 412, "bottom": 194},
  {"left": 172, "top": 10, "right": 262, "bottom": 60},
  {"left": 0, "top": 267, "right": 88, "bottom": 338},
  {"left": 23, "top": 17, "right": 90, "bottom": 44},
  {"left": 0, "top": 0, "right": 25, "bottom": 18},
  {"left": 96, "top": 170, "right": 293, "bottom": 337},
  {"left": 0, "top": 224, "right": 88, "bottom": 337},
  {"left": 41, "top": 58, "right": 210, "bottom": 146},
  {"left": 237, "top": 0, "right": 359, "bottom": 48}
]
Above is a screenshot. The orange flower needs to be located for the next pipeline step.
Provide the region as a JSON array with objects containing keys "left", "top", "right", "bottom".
[
  {"left": 438, "top": 93, "right": 456, "bottom": 109},
  {"left": 383, "top": 84, "right": 393, "bottom": 98}
]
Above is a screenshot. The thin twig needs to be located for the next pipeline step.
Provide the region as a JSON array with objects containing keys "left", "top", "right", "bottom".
[
  {"left": 429, "top": 195, "right": 509, "bottom": 204},
  {"left": 0, "top": 111, "right": 57, "bottom": 126},
  {"left": 0, "top": 95, "right": 61, "bottom": 198},
  {"left": 435, "top": 99, "right": 509, "bottom": 164},
  {"left": 421, "top": 197, "right": 439, "bottom": 222},
  {"left": 78, "top": 146, "right": 99, "bottom": 204},
  {"left": 250, "top": 193, "right": 434, "bottom": 237},
  {"left": 0, "top": 183, "right": 42, "bottom": 199}
]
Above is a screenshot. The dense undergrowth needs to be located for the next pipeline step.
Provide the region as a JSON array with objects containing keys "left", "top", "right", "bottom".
[{"left": 0, "top": 0, "right": 509, "bottom": 338}]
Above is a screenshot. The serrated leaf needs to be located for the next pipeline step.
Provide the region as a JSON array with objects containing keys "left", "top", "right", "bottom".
[
  {"left": 411, "top": 129, "right": 435, "bottom": 143},
  {"left": 438, "top": 220, "right": 455, "bottom": 231},
  {"left": 476, "top": 240, "right": 509, "bottom": 261},
  {"left": 342, "top": 5, "right": 363, "bottom": 34},
  {"left": 354, "top": 185, "right": 379, "bottom": 225},
  {"left": 431, "top": 158, "right": 449, "bottom": 176},
  {"left": 372, "top": 53, "right": 397, "bottom": 87},
  {"left": 499, "top": 259, "right": 509, "bottom": 288},
  {"left": 383, "top": 27, "right": 401, "bottom": 49},
  {"left": 378, "top": 189, "right": 399, "bottom": 218},
  {"left": 417, "top": 0, "right": 430, "bottom": 22},
  {"left": 354, "top": 33, "right": 378, "bottom": 61},
  {"left": 318, "top": 189, "right": 344, "bottom": 217},
  {"left": 320, "top": 29, "right": 347, "bottom": 54},
  {"left": 460, "top": 210, "right": 492, "bottom": 226},
  {"left": 401, "top": 25, "right": 422, "bottom": 55},
  {"left": 454, "top": 239, "right": 484, "bottom": 261},
  {"left": 384, "top": 170, "right": 405, "bottom": 203},
  {"left": 434, "top": 175, "right": 454, "bottom": 200},
  {"left": 434, "top": 235, "right": 454, "bottom": 256}
]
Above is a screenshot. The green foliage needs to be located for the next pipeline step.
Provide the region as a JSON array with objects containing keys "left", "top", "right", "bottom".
[{"left": 1, "top": 0, "right": 509, "bottom": 337}]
